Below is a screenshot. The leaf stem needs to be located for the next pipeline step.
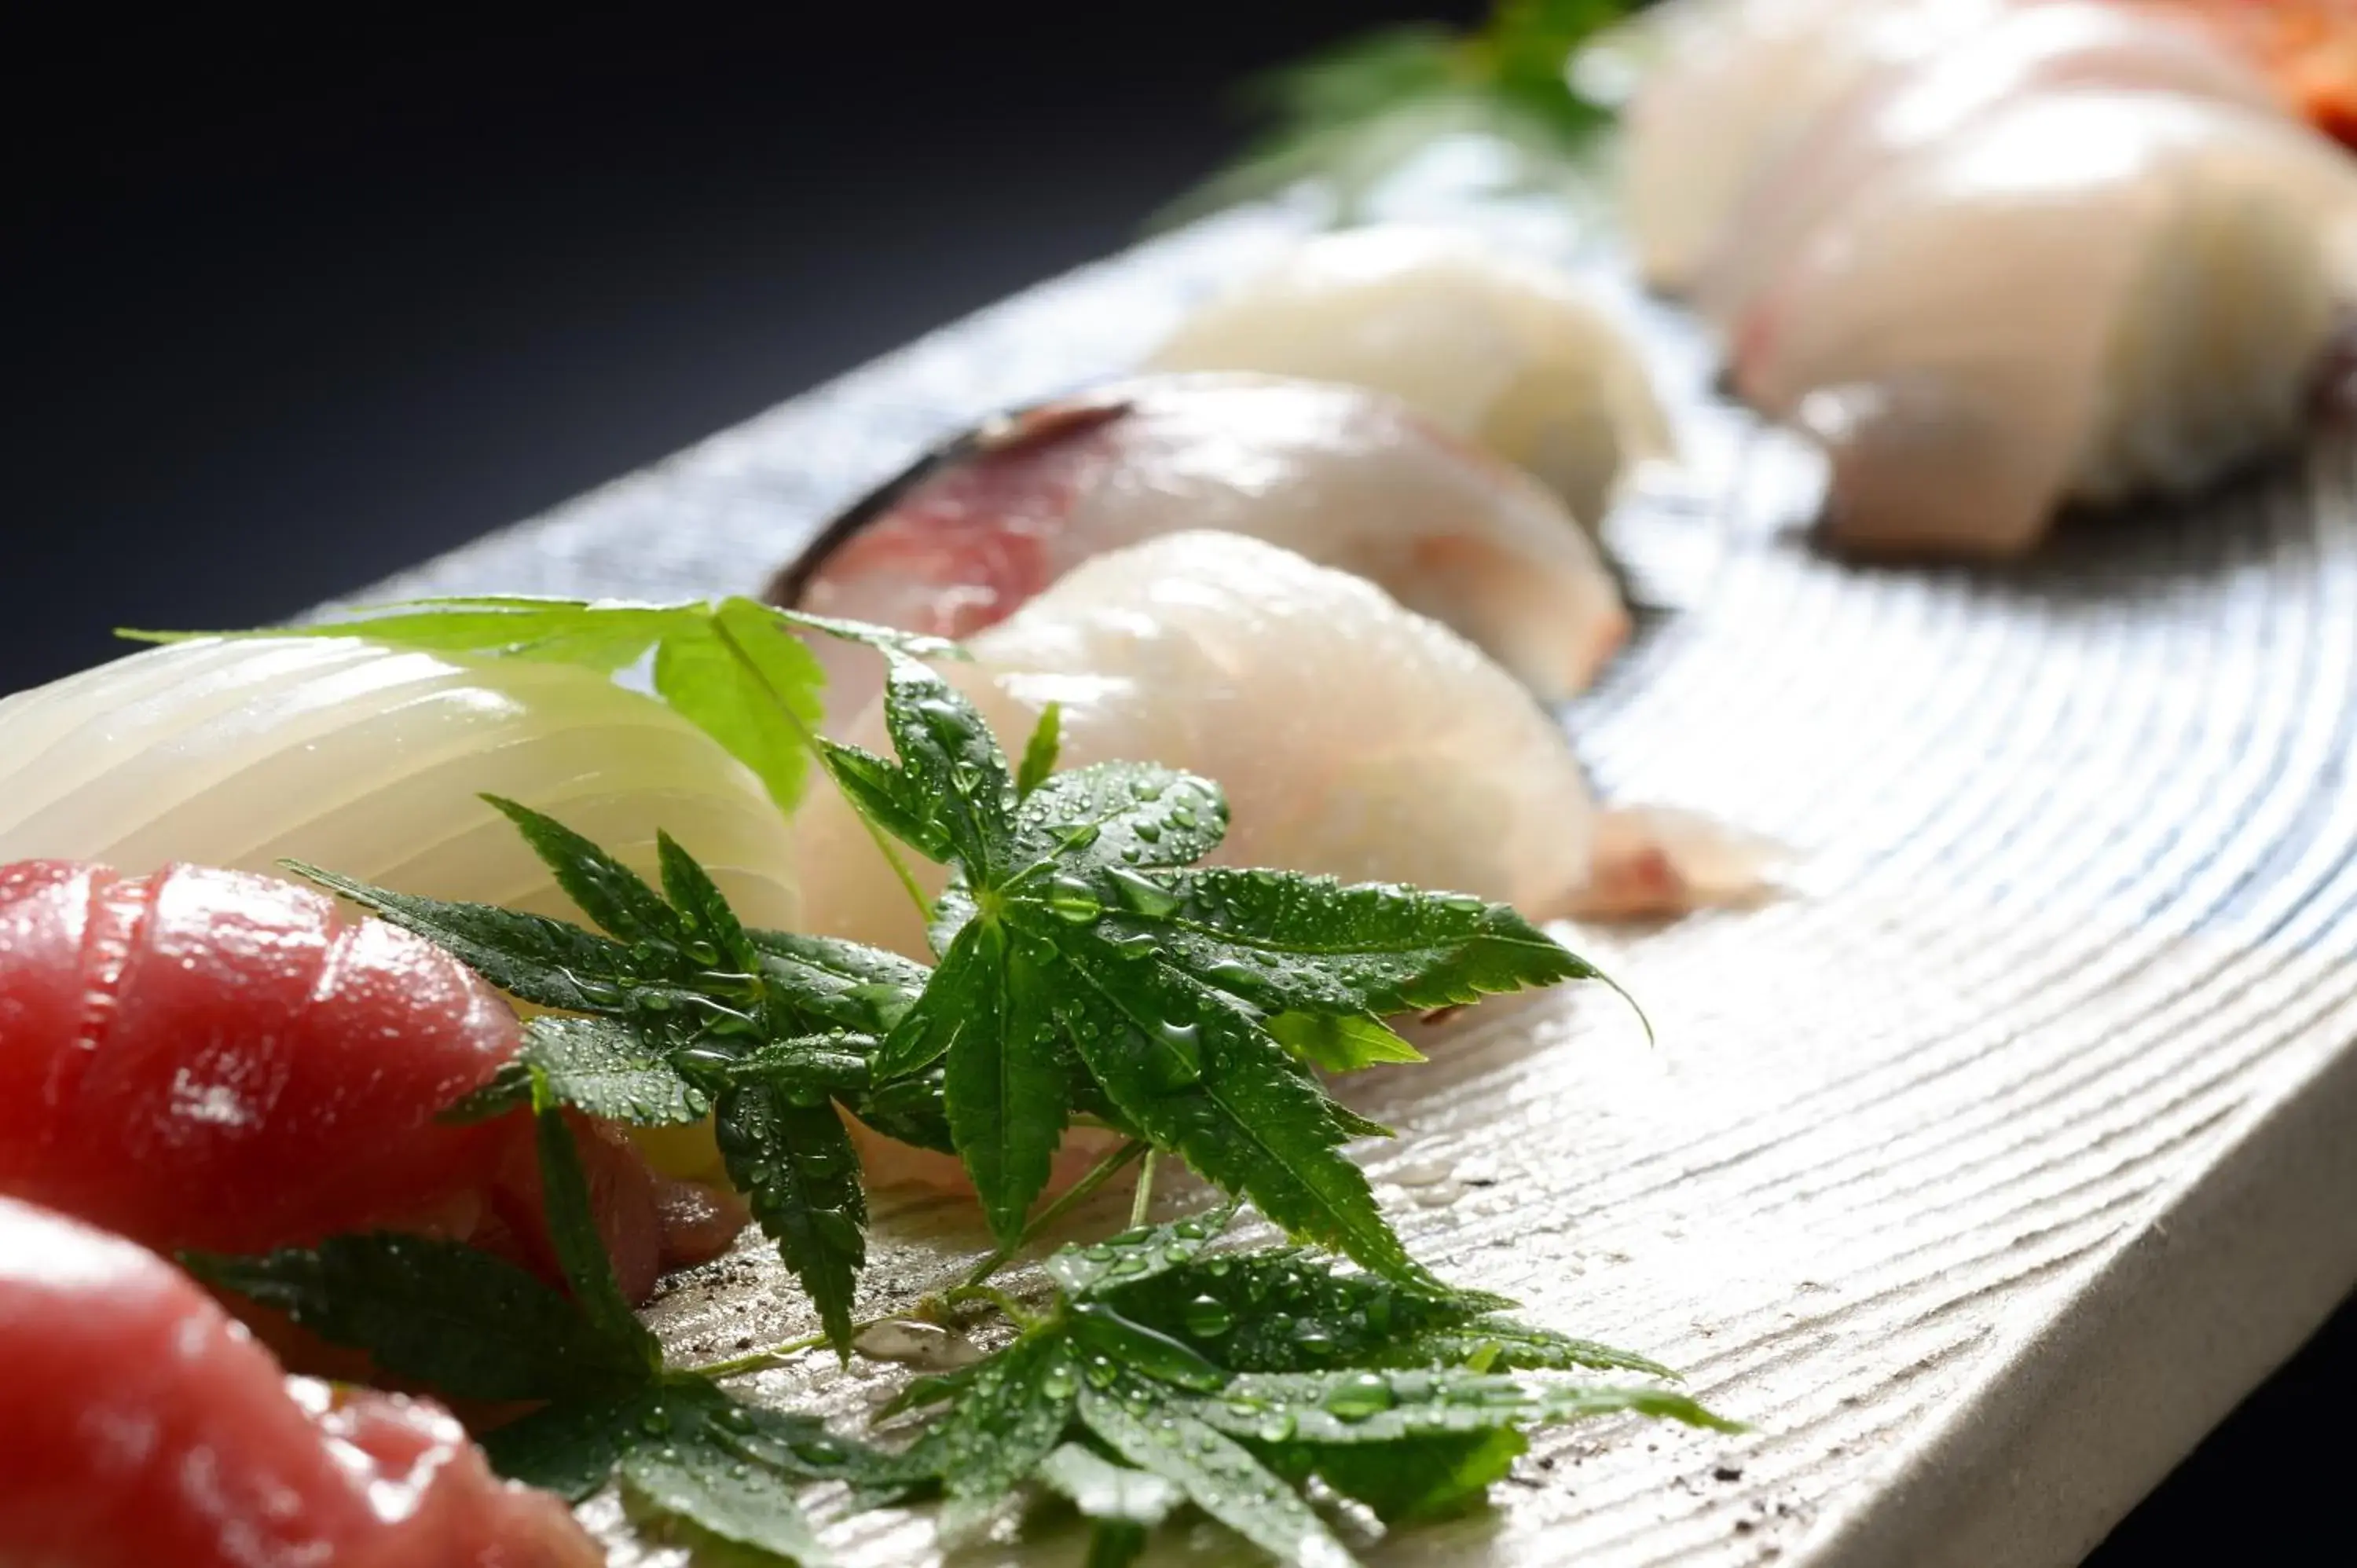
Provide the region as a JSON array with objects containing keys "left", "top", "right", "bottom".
[
  {"left": 1128, "top": 1149, "right": 1158, "bottom": 1229},
  {"left": 677, "top": 1329, "right": 833, "bottom": 1381},
  {"left": 1588, "top": 963, "right": 1655, "bottom": 1049},
  {"left": 959, "top": 1138, "right": 1148, "bottom": 1290},
  {"left": 864, "top": 819, "right": 937, "bottom": 925},
  {"left": 709, "top": 610, "right": 935, "bottom": 922},
  {"left": 944, "top": 1283, "right": 1036, "bottom": 1331}
]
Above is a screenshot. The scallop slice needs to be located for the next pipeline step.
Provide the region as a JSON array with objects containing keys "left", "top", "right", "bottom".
[{"left": 1145, "top": 225, "right": 1674, "bottom": 526}]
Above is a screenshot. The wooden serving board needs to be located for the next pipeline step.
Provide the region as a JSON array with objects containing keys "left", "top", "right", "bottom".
[{"left": 355, "top": 203, "right": 2357, "bottom": 1567}]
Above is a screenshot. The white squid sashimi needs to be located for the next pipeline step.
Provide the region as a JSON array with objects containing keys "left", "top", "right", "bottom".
[
  {"left": 1144, "top": 226, "right": 1675, "bottom": 526},
  {"left": 1690, "top": 2, "right": 2285, "bottom": 333},
  {"left": 0, "top": 638, "right": 801, "bottom": 928},
  {"left": 770, "top": 374, "right": 1629, "bottom": 711},
  {"left": 1623, "top": 0, "right": 2016, "bottom": 292},
  {"left": 1735, "top": 89, "right": 2357, "bottom": 556},
  {"left": 794, "top": 531, "right": 1760, "bottom": 972}
]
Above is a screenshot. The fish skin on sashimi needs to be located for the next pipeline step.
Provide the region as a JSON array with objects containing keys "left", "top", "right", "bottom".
[
  {"left": 773, "top": 376, "right": 1630, "bottom": 713},
  {"left": 0, "top": 1192, "right": 602, "bottom": 1568},
  {"left": 0, "top": 858, "right": 707, "bottom": 1304}
]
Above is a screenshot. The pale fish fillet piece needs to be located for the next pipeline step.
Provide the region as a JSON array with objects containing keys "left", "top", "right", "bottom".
[
  {"left": 795, "top": 532, "right": 1770, "bottom": 973},
  {"left": 1690, "top": 1, "right": 2284, "bottom": 335},
  {"left": 1146, "top": 225, "right": 1676, "bottom": 528},
  {"left": 785, "top": 373, "right": 1629, "bottom": 709},
  {"left": 1735, "top": 88, "right": 2357, "bottom": 556},
  {"left": 1622, "top": 0, "right": 2015, "bottom": 293}
]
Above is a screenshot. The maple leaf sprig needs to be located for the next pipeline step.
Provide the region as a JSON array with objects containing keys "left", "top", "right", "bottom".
[
  {"left": 882, "top": 1208, "right": 1734, "bottom": 1566},
  {"left": 289, "top": 795, "right": 943, "bottom": 1354},
  {"left": 821, "top": 649, "right": 1603, "bottom": 1285}
]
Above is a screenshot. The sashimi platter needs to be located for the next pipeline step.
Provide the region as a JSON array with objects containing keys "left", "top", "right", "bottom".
[{"left": 8, "top": 2, "right": 2357, "bottom": 1564}]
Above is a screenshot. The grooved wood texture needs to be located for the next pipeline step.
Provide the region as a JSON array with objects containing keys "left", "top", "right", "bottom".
[{"left": 355, "top": 206, "right": 2357, "bottom": 1566}]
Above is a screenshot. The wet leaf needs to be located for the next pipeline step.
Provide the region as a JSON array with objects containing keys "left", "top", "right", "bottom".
[
  {"left": 1015, "top": 702, "right": 1065, "bottom": 799},
  {"left": 715, "top": 1080, "right": 868, "bottom": 1356},
  {"left": 1266, "top": 1012, "right": 1424, "bottom": 1072},
  {"left": 1294, "top": 1430, "right": 1527, "bottom": 1526},
  {"left": 621, "top": 1440, "right": 831, "bottom": 1566},
  {"left": 532, "top": 1091, "right": 665, "bottom": 1363},
  {"left": 826, "top": 661, "right": 1602, "bottom": 1276},
  {"left": 899, "top": 1331, "right": 1080, "bottom": 1541},
  {"left": 184, "top": 1230, "right": 651, "bottom": 1402},
  {"left": 884, "top": 1222, "right": 1717, "bottom": 1565},
  {"left": 1079, "top": 1375, "right": 1358, "bottom": 1568},
  {"left": 443, "top": 1016, "right": 709, "bottom": 1127},
  {"left": 1043, "top": 1203, "right": 1241, "bottom": 1299},
  {"left": 491, "top": 1377, "right": 882, "bottom": 1560},
  {"left": 1035, "top": 1442, "right": 1183, "bottom": 1526}
]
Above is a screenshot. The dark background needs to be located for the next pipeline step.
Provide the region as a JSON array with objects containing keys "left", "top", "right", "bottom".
[{"left": 3, "top": 7, "right": 2346, "bottom": 1559}]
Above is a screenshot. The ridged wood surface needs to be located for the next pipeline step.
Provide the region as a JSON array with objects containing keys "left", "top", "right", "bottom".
[{"left": 355, "top": 205, "right": 2357, "bottom": 1566}]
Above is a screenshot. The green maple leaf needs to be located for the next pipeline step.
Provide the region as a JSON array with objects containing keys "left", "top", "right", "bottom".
[
  {"left": 825, "top": 649, "right": 1600, "bottom": 1284},
  {"left": 489, "top": 1375, "right": 892, "bottom": 1566},
  {"left": 288, "top": 797, "right": 935, "bottom": 1354},
  {"left": 1035, "top": 1442, "right": 1182, "bottom": 1568},
  {"left": 885, "top": 1210, "right": 1732, "bottom": 1568}
]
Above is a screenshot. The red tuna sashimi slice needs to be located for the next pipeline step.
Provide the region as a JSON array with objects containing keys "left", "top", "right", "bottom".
[
  {"left": 0, "top": 859, "right": 735, "bottom": 1302},
  {"left": 0, "top": 1193, "right": 602, "bottom": 1568}
]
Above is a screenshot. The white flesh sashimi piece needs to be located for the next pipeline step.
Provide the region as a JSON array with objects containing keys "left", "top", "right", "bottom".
[
  {"left": 794, "top": 531, "right": 1768, "bottom": 969},
  {"left": 1145, "top": 225, "right": 1675, "bottom": 526},
  {"left": 0, "top": 638, "right": 801, "bottom": 929},
  {"left": 1692, "top": 2, "right": 2284, "bottom": 333},
  {"left": 1622, "top": 0, "right": 2016, "bottom": 292},
  {"left": 1734, "top": 89, "right": 2357, "bottom": 556},
  {"left": 786, "top": 374, "right": 1629, "bottom": 709}
]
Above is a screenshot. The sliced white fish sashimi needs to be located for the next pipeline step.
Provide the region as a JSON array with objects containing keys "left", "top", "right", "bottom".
[
  {"left": 1145, "top": 225, "right": 1675, "bottom": 526},
  {"left": 794, "top": 532, "right": 1765, "bottom": 973},
  {"left": 1690, "top": 1, "right": 2285, "bottom": 333},
  {"left": 1623, "top": 0, "right": 2017, "bottom": 292},
  {"left": 1735, "top": 89, "right": 2357, "bottom": 555},
  {"left": 0, "top": 637, "right": 802, "bottom": 928},
  {"left": 772, "top": 374, "right": 1629, "bottom": 711}
]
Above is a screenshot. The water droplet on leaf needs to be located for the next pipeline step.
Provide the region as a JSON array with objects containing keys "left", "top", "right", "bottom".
[
  {"left": 1106, "top": 867, "right": 1179, "bottom": 918},
  {"left": 1044, "top": 876, "right": 1102, "bottom": 923},
  {"left": 1323, "top": 1372, "right": 1395, "bottom": 1423},
  {"left": 1183, "top": 1295, "right": 1235, "bottom": 1338}
]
